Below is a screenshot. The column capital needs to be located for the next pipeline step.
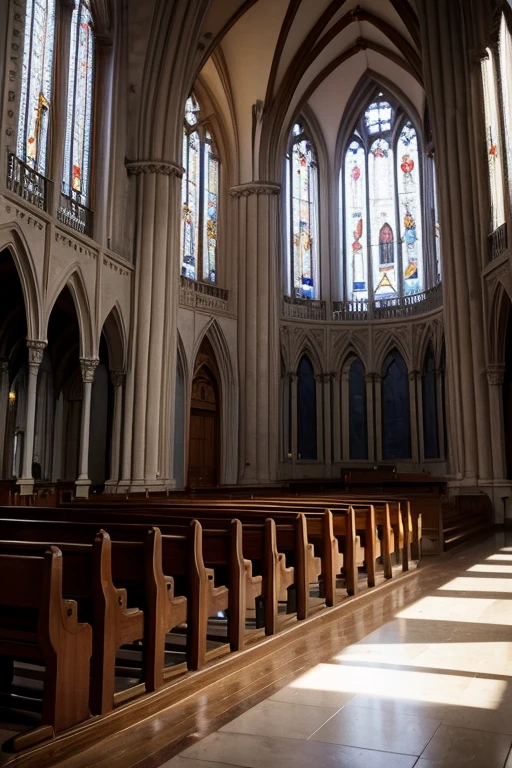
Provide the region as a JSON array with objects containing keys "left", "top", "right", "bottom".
[
  {"left": 229, "top": 182, "right": 281, "bottom": 198},
  {"left": 487, "top": 364, "right": 506, "bottom": 386},
  {"left": 0, "top": 359, "right": 8, "bottom": 374},
  {"left": 408, "top": 369, "right": 421, "bottom": 382},
  {"left": 27, "top": 339, "right": 47, "bottom": 366},
  {"left": 125, "top": 160, "right": 184, "bottom": 178},
  {"left": 110, "top": 370, "right": 126, "bottom": 388},
  {"left": 365, "top": 372, "right": 381, "bottom": 383},
  {"left": 287, "top": 372, "right": 297, "bottom": 382},
  {"left": 80, "top": 357, "right": 100, "bottom": 383}
]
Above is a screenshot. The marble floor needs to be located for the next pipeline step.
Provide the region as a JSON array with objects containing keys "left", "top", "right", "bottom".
[{"left": 53, "top": 533, "right": 512, "bottom": 768}]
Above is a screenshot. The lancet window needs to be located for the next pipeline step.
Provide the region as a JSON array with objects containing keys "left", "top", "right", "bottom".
[
  {"left": 285, "top": 123, "right": 319, "bottom": 299},
  {"left": 16, "top": 0, "right": 56, "bottom": 176},
  {"left": 342, "top": 94, "right": 428, "bottom": 301},
  {"left": 62, "top": 0, "right": 95, "bottom": 205},
  {"left": 181, "top": 95, "right": 219, "bottom": 283}
]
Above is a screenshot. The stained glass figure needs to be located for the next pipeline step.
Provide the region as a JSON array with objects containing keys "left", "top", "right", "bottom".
[
  {"left": 481, "top": 50, "right": 506, "bottom": 230},
  {"left": 499, "top": 15, "right": 512, "bottom": 206},
  {"left": 344, "top": 140, "right": 367, "bottom": 299},
  {"left": 180, "top": 95, "right": 219, "bottom": 283},
  {"left": 17, "top": 0, "right": 56, "bottom": 175},
  {"left": 397, "top": 122, "right": 423, "bottom": 293},
  {"left": 289, "top": 124, "right": 318, "bottom": 299},
  {"left": 62, "top": 0, "right": 95, "bottom": 203},
  {"left": 369, "top": 138, "right": 397, "bottom": 295}
]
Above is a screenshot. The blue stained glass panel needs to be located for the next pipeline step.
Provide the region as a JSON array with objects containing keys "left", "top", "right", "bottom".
[
  {"left": 181, "top": 130, "right": 200, "bottom": 280},
  {"left": 17, "top": 0, "right": 56, "bottom": 175}
]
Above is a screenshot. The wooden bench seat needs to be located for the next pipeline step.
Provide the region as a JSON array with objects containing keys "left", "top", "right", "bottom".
[{"left": 0, "top": 546, "right": 92, "bottom": 742}]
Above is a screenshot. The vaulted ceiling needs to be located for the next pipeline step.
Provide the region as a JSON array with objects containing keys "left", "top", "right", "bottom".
[{"left": 194, "top": 0, "right": 424, "bottom": 182}]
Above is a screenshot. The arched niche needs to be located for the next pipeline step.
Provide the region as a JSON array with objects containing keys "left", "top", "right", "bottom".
[
  {"left": 347, "top": 357, "right": 367, "bottom": 460},
  {"left": 297, "top": 355, "right": 317, "bottom": 461},
  {"left": 187, "top": 336, "right": 221, "bottom": 488},
  {"left": 381, "top": 349, "right": 411, "bottom": 460}
]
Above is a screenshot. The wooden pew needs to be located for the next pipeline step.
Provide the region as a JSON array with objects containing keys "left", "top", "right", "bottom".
[{"left": 0, "top": 546, "right": 92, "bottom": 742}]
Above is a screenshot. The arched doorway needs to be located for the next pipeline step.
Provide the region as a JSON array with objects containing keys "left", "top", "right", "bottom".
[
  {"left": 187, "top": 337, "right": 220, "bottom": 488},
  {"left": 0, "top": 248, "right": 29, "bottom": 480}
]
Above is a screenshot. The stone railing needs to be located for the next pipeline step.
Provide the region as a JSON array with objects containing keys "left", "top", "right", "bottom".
[
  {"left": 281, "top": 295, "right": 327, "bottom": 321},
  {"left": 57, "top": 191, "right": 94, "bottom": 237},
  {"left": 179, "top": 276, "right": 229, "bottom": 312},
  {"left": 6, "top": 152, "right": 50, "bottom": 211},
  {"left": 488, "top": 222, "right": 508, "bottom": 261},
  {"left": 333, "top": 283, "right": 443, "bottom": 321}
]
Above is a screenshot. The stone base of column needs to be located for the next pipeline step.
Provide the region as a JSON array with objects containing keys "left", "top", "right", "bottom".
[
  {"left": 103, "top": 479, "right": 120, "bottom": 494},
  {"left": 75, "top": 477, "right": 92, "bottom": 498},
  {"left": 17, "top": 477, "right": 34, "bottom": 496},
  {"left": 128, "top": 477, "right": 175, "bottom": 494}
]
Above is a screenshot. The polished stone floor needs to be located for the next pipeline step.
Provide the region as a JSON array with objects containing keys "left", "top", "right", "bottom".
[{"left": 53, "top": 533, "right": 512, "bottom": 768}]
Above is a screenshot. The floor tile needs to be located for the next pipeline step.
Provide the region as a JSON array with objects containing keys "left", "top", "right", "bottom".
[
  {"left": 309, "top": 704, "right": 441, "bottom": 755},
  {"left": 219, "top": 699, "right": 339, "bottom": 740},
  {"left": 180, "top": 731, "right": 418, "bottom": 768},
  {"left": 417, "top": 724, "right": 512, "bottom": 767}
]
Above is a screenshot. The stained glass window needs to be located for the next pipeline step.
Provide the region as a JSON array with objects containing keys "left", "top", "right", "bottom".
[
  {"left": 481, "top": 49, "right": 505, "bottom": 230},
  {"left": 287, "top": 123, "right": 319, "bottom": 299},
  {"left": 369, "top": 138, "right": 397, "bottom": 295},
  {"left": 397, "top": 122, "right": 422, "bottom": 294},
  {"left": 344, "top": 140, "right": 368, "bottom": 299},
  {"left": 181, "top": 96, "right": 219, "bottom": 283},
  {"left": 341, "top": 93, "right": 433, "bottom": 301},
  {"left": 17, "top": 0, "right": 56, "bottom": 175},
  {"left": 62, "top": 0, "right": 95, "bottom": 204},
  {"left": 499, "top": 15, "right": 512, "bottom": 206}
]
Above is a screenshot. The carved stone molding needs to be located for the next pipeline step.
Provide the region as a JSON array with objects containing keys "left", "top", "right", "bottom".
[
  {"left": 125, "top": 160, "right": 184, "bottom": 178},
  {"left": 487, "top": 364, "right": 506, "bottom": 386},
  {"left": 27, "top": 339, "right": 47, "bottom": 366},
  {"left": 110, "top": 370, "right": 125, "bottom": 388},
  {"left": 0, "top": 360, "right": 8, "bottom": 375},
  {"left": 286, "top": 372, "right": 297, "bottom": 383},
  {"left": 408, "top": 369, "right": 420, "bottom": 382},
  {"left": 229, "top": 182, "right": 281, "bottom": 198},
  {"left": 365, "top": 372, "right": 381, "bottom": 384},
  {"left": 80, "top": 358, "right": 100, "bottom": 384}
]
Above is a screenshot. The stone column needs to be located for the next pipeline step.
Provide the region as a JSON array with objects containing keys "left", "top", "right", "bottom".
[
  {"left": 121, "top": 161, "right": 183, "bottom": 491},
  {"left": 365, "top": 373, "right": 376, "bottom": 463},
  {"left": 409, "top": 370, "right": 420, "bottom": 463},
  {"left": 105, "top": 370, "right": 125, "bottom": 490},
  {"left": 487, "top": 364, "right": 507, "bottom": 481},
  {"left": 416, "top": 0, "right": 493, "bottom": 484},
  {"left": 18, "top": 340, "right": 46, "bottom": 495},
  {"left": 75, "top": 357, "right": 99, "bottom": 498},
  {"left": 230, "top": 182, "right": 281, "bottom": 483},
  {"left": 0, "top": 361, "right": 9, "bottom": 477}
]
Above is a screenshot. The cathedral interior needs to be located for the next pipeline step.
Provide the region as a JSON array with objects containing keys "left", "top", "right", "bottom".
[{"left": 2, "top": 1, "right": 512, "bottom": 766}]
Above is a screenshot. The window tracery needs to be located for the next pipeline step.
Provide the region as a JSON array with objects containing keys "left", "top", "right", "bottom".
[
  {"left": 181, "top": 95, "right": 219, "bottom": 283},
  {"left": 341, "top": 93, "right": 432, "bottom": 301}
]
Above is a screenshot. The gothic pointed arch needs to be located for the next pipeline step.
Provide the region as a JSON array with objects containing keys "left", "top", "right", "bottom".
[
  {"left": 0, "top": 225, "right": 41, "bottom": 341},
  {"left": 100, "top": 303, "right": 127, "bottom": 373},
  {"left": 381, "top": 347, "right": 411, "bottom": 460},
  {"left": 45, "top": 266, "right": 94, "bottom": 359}
]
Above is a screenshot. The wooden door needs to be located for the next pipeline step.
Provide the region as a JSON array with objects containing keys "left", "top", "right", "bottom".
[{"left": 187, "top": 365, "right": 218, "bottom": 488}]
